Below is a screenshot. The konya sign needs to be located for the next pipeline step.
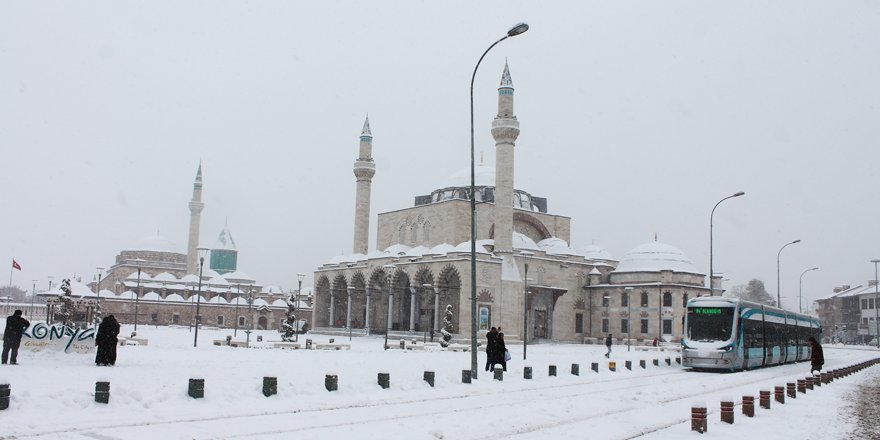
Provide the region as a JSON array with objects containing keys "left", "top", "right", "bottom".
[{"left": 21, "top": 323, "right": 95, "bottom": 354}]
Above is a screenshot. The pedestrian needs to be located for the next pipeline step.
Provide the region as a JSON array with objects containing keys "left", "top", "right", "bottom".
[
  {"left": 497, "top": 332, "right": 508, "bottom": 371},
  {"left": 2, "top": 310, "right": 31, "bottom": 365},
  {"left": 605, "top": 333, "right": 613, "bottom": 358},
  {"left": 95, "top": 315, "right": 120, "bottom": 366},
  {"left": 808, "top": 336, "right": 824, "bottom": 375},
  {"left": 485, "top": 327, "right": 498, "bottom": 372}
]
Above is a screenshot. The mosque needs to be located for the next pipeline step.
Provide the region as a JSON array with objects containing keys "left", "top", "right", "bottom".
[{"left": 312, "top": 63, "right": 713, "bottom": 344}]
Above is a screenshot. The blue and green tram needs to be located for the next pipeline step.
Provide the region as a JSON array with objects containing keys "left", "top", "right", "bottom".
[{"left": 681, "top": 297, "right": 821, "bottom": 371}]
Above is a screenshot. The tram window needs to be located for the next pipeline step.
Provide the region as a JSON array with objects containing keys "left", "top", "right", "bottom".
[
  {"left": 743, "top": 319, "right": 763, "bottom": 347},
  {"left": 687, "top": 308, "right": 734, "bottom": 341}
]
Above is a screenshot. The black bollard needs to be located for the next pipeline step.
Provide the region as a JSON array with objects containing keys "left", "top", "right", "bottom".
[
  {"left": 262, "top": 377, "right": 277, "bottom": 397},
  {"left": 378, "top": 373, "right": 390, "bottom": 389},
  {"left": 625, "top": 360, "right": 632, "bottom": 371},
  {"left": 461, "top": 370, "right": 472, "bottom": 384},
  {"left": 325, "top": 374, "right": 338, "bottom": 391},
  {"left": 524, "top": 366, "right": 532, "bottom": 379},
  {"left": 494, "top": 368, "right": 504, "bottom": 381},
  {"left": 549, "top": 365, "right": 557, "bottom": 376},
  {"left": 665, "top": 358, "right": 671, "bottom": 366},
  {"left": 424, "top": 371, "right": 435, "bottom": 387},
  {"left": 571, "top": 363, "right": 580, "bottom": 376},
  {"left": 1, "top": 384, "right": 10, "bottom": 410},
  {"left": 640, "top": 359, "right": 646, "bottom": 369},
  {"left": 653, "top": 359, "right": 659, "bottom": 367},
  {"left": 591, "top": 362, "right": 598, "bottom": 373},
  {"left": 95, "top": 381, "right": 110, "bottom": 404},
  {"left": 188, "top": 378, "right": 205, "bottom": 399}
]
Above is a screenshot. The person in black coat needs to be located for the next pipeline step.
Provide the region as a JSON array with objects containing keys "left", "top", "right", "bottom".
[
  {"left": 95, "top": 315, "right": 120, "bottom": 366},
  {"left": 485, "top": 327, "right": 498, "bottom": 372},
  {"left": 496, "top": 332, "right": 508, "bottom": 371},
  {"left": 604, "top": 333, "right": 613, "bottom": 358},
  {"left": 2, "top": 310, "right": 30, "bottom": 365},
  {"left": 808, "top": 336, "right": 824, "bottom": 375}
]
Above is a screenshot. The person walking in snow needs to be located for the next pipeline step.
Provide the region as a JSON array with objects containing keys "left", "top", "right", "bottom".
[
  {"left": 604, "top": 333, "right": 613, "bottom": 358},
  {"left": 2, "top": 310, "right": 30, "bottom": 365},
  {"left": 485, "top": 327, "right": 498, "bottom": 371},
  {"left": 95, "top": 315, "right": 120, "bottom": 366},
  {"left": 496, "top": 332, "right": 508, "bottom": 372},
  {"left": 808, "top": 336, "right": 824, "bottom": 375}
]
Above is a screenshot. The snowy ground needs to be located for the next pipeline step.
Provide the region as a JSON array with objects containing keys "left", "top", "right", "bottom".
[{"left": 1, "top": 321, "right": 878, "bottom": 440}]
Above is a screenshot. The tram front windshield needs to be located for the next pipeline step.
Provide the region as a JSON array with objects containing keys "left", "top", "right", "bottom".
[{"left": 687, "top": 306, "right": 735, "bottom": 342}]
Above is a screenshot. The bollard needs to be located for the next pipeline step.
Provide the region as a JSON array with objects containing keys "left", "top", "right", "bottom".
[
  {"left": 675, "top": 356, "right": 681, "bottom": 365},
  {"left": 400, "top": 340, "right": 406, "bottom": 350},
  {"left": 549, "top": 365, "right": 557, "bottom": 376},
  {"left": 591, "top": 362, "right": 598, "bottom": 373},
  {"left": 797, "top": 379, "right": 806, "bottom": 394},
  {"left": 262, "top": 377, "right": 277, "bottom": 397},
  {"left": 571, "top": 364, "right": 580, "bottom": 376},
  {"left": 608, "top": 361, "right": 616, "bottom": 372},
  {"left": 759, "top": 390, "right": 771, "bottom": 409},
  {"left": 0, "top": 384, "right": 8, "bottom": 410},
  {"left": 720, "top": 400, "right": 734, "bottom": 424},
  {"left": 775, "top": 386, "right": 785, "bottom": 404},
  {"left": 665, "top": 358, "right": 671, "bottom": 366},
  {"left": 188, "top": 378, "right": 205, "bottom": 399},
  {"left": 225, "top": 335, "right": 232, "bottom": 345},
  {"left": 821, "top": 373, "right": 829, "bottom": 384},
  {"left": 329, "top": 338, "right": 335, "bottom": 344},
  {"left": 691, "top": 405, "right": 707, "bottom": 433},
  {"left": 625, "top": 360, "right": 632, "bottom": 371},
  {"left": 640, "top": 360, "right": 646, "bottom": 369},
  {"left": 378, "top": 373, "right": 390, "bottom": 389},
  {"left": 306, "top": 339, "right": 313, "bottom": 349},
  {"left": 653, "top": 359, "right": 659, "bottom": 367},
  {"left": 494, "top": 367, "right": 504, "bottom": 381},
  {"left": 805, "top": 377, "right": 814, "bottom": 390},
  {"left": 813, "top": 375, "right": 822, "bottom": 387},
  {"left": 523, "top": 366, "right": 532, "bottom": 380},
  {"left": 462, "top": 370, "right": 472, "bottom": 384},
  {"left": 325, "top": 374, "right": 338, "bottom": 392},
  {"left": 424, "top": 371, "right": 435, "bottom": 387},
  {"left": 787, "top": 382, "right": 796, "bottom": 399},
  {"left": 95, "top": 381, "right": 110, "bottom": 404},
  {"left": 742, "top": 395, "right": 755, "bottom": 417}
]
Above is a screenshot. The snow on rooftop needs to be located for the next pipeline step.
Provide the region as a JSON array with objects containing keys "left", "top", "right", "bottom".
[
  {"left": 538, "top": 237, "right": 582, "bottom": 256},
  {"left": 405, "top": 245, "right": 431, "bottom": 258},
  {"left": 224, "top": 271, "right": 254, "bottom": 281},
  {"left": 126, "top": 271, "right": 152, "bottom": 281},
  {"left": 209, "top": 296, "right": 229, "bottom": 304},
  {"left": 208, "top": 276, "right": 229, "bottom": 286},
  {"left": 152, "top": 272, "right": 178, "bottom": 282},
  {"left": 142, "top": 291, "right": 161, "bottom": 301},
  {"left": 613, "top": 241, "right": 702, "bottom": 275},
  {"left": 180, "top": 274, "right": 200, "bottom": 283},
  {"left": 512, "top": 232, "right": 540, "bottom": 252},
  {"left": 271, "top": 299, "right": 288, "bottom": 308},
  {"left": 581, "top": 244, "right": 617, "bottom": 262},
  {"left": 425, "top": 243, "right": 456, "bottom": 256},
  {"left": 383, "top": 244, "right": 411, "bottom": 255},
  {"left": 164, "top": 293, "right": 185, "bottom": 302}
]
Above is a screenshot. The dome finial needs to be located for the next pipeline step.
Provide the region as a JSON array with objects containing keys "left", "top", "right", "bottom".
[{"left": 361, "top": 114, "right": 372, "bottom": 137}]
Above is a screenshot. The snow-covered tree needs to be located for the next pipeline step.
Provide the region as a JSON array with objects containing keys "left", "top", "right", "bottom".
[
  {"left": 439, "top": 304, "right": 454, "bottom": 348},
  {"left": 729, "top": 279, "right": 776, "bottom": 306},
  {"left": 54, "top": 278, "right": 78, "bottom": 331},
  {"left": 279, "top": 294, "right": 298, "bottom": 341}
]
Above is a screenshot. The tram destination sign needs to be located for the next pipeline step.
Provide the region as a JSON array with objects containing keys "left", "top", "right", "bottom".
[{"left": 692, "top": 307, "right": 724, "bottom": 315}]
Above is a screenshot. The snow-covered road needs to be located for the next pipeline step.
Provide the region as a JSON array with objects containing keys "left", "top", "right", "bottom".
[{"left": 1, "top": 325, "right": 877, "bottom": 439}]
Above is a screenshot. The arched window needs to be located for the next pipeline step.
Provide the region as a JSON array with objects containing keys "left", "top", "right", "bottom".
[
  {"left": 662, "top": 291, "right": 672, "bottom": 307},
  {"left": 620, "top": 292, "right": 629, "bottom": 307},
  {"left": 640, "top": 291, "right": 649, "bottom": 307},
  {"left": 410, "top": 224, "right": 418, "bottom": 243},
  {"left": 682, "top": 292, "right": 689, "bottom": 308},
  {"left": 423, "top": 222, "right": 431, "bottom": 242},
  {"left": 398, "top": 225, "right": 406, "bottom": 244}
]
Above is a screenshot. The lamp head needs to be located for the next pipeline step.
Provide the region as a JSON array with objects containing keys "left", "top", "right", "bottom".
[
  {"left": 297, "top": 273, "right": 306, "bottom": 282},
  {"left": 507, "top": 22, "right": 529, "bottom": 37},
  {"left": 733, "top": 191, "right": 745, "bottom": 197},
  {"left": 871, "top": 259, "right": 880, "bottom": 264}
]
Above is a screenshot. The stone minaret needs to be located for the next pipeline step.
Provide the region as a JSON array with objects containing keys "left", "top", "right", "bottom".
[
  {"left": 352, "top": 116, "right": 375, "bottom": 254},
  {"left": 186, "top": 164, "right": 204, "bottom": 274},
  {"left": 491, "top": 61, "right": 520, "bottom": 253}
]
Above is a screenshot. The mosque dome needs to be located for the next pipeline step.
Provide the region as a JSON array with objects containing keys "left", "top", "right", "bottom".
[
  {"left": 130, "top": 235, "right": 183, "bottom": 254},
  {"left": 581, "top": 244, "right": 617, "bottom": 262},
  {"left": 512, "top": 232, "right": 540, "bottom": 251},
  {"left": 614, "top": 241, "right": 702, "bottom": 275},
  {"left": 419, "top": 165, "right": 547, "bottom": 213},
  {"left": 537, "top": 237, "right": 581, "bottom": 256}
]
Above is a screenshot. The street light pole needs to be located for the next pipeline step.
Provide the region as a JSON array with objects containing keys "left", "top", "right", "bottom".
[
  {"left": 872, "top": 260, "right": 880, "bottom": 348},
  {"left": 776, "top": 239, "right": 801, "bottom": 309},
  {"left": 709, "top": 192, "right": 744, "bottom": 296},
  {"left": 520, "top": 251, "right": 533, "bottom": 360},
  {"left": 296, "top": 273, "right": 305, "bottom": 343},
  {"left": 132, "top": 259, "right": 145, "bottom": 332},
  {"left": 31, "top": 279, "right": 37, "bottom": 318},
  {"left": 469, "top": 22, "right": 528, "bottom": 380},
  {"left": 798, "top": 267, "right": 819, "bottom": 314},
  {"left": 625, "top": 287, "right": 633, "bottom": 351},
  {"left": 94, "top": 267, "right": 104, "bottom": 328},
  {"left": 383, "top": 264, "right": 395, "bottom": 350},
  {"left": 193, "top": 247, "right": 208, "bottom": 347}
]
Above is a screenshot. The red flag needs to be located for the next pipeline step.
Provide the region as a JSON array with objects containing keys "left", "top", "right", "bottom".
[{"left": 12, "top": 259, "right": 21, "bottom": 271}]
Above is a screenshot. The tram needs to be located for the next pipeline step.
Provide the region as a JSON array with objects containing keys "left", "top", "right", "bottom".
[{"left": 681, "top": 296, "right": 821, "bottom": 371}]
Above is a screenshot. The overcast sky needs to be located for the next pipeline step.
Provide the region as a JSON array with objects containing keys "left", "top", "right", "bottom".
[{"left": 1, "top": 1, "right": 878, "bottom": 309}]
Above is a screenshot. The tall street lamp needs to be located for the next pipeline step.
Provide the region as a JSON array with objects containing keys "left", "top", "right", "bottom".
[
  {"left": 798, "top": 267, "right": 819, "bottom": 314},
  {"left": 132, "top": 258, "right": 146, "bottom": 332},
  {"left": 776, "top": 239, "right": 801, "bottom": 309},
  {"left": 383, "top": 264, "right": 396, "bottom": 350},
  {"left": 469, "top": 22, "right": 529, "bottom": 380},
  {"left": 625, "top": 287, "right": 633, "bottom": 351},
  {"left": 234, "top": 284, "right": 241, "bottom": 337},
  {"left": 94, "top": 267, "right": 104, "bottom": 328},
  {"left": 872, "top": 260, "right": 880, "bottom": 348},
  {"left": 520, "top": 250, "right": 534, "bottom": 360},
  {"left": 193, "top": 247, "right": 208, "bottom": 347},
  {"left": 30, "top": 279, "right": 37, "bottom": 318},
  {"left": 709, "top": 192, "right": 744, "bottom": 296},
  {"left": 296, "top": 273, "right": 305, "bottom": 342}
]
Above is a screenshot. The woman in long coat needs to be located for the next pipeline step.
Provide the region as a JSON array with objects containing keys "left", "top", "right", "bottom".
[{"left": 95, "top": 315, "right": 120, "bottom": 366}]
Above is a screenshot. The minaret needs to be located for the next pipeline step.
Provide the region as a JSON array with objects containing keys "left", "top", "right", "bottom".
[
  {"left": 352, "top": 116, "right": 375, "bottom": 254},
  {"left": 491, "top": 61, "right": 520, "bottom": 252},
  {"left": 186, "top": 164, "right": 204, "bottom": 274}
]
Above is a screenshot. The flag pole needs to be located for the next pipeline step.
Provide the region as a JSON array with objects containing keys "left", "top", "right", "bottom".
[{"left": 9, "top": 260, "right": 13, "bottom": 287}]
